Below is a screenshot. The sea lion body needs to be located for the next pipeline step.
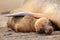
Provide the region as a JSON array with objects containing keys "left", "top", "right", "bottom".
[{"left": 5, "top": 0, "right": 60, "bottom": 34}]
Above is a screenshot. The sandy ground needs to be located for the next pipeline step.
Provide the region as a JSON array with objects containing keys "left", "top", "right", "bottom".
[{"left": 0, "top": 13, "right": 60, "bottom": 40}]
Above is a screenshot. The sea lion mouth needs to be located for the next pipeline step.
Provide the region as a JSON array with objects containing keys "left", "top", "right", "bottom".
[
  {"left": 43, "top": 20, "right": 54, "bottom": 35},
  {"left": 39, "top": 27, "right": 45, "bottom": 34}
]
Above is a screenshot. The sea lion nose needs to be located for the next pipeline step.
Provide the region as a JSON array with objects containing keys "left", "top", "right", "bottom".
[{"left": 45, "top": 28, "right": 54, "bottom": 35}]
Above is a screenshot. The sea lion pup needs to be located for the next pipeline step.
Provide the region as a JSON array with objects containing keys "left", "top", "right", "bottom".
[
  {"left": 4, "top": 0, "right": 59, "bottom": 34},
  {"left": 8, "top": 2, "right": 59, "bottom": 28},
  {"left": 5, "top": 12, "right": 53, "bottom": 35}
]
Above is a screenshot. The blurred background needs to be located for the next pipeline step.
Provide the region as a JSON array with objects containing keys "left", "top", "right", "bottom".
[
  {"left": 0, "top": 0, "right": 25, "bottom": 13},
  {"left": 0, "top": 0, "right": 60, "bottom": 13}
]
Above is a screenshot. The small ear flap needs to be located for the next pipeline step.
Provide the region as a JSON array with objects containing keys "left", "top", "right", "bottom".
[{"left": 4, "top": 12, "right": 32, "bottom": 17}]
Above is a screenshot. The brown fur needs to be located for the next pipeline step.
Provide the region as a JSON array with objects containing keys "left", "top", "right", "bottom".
[
  {"left": 6, "top": 0, "right": 59, "bottom": 34},
  {"left": 7, "top": 15, "right": 53, "bottom": 35},
  {"left": 7, "top": 15, "right": 36, "bottom": 32}
]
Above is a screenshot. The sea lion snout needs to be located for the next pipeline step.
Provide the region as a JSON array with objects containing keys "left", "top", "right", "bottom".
[{"left": 35, "top": 17, "right": 54, "bottom": 35}]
